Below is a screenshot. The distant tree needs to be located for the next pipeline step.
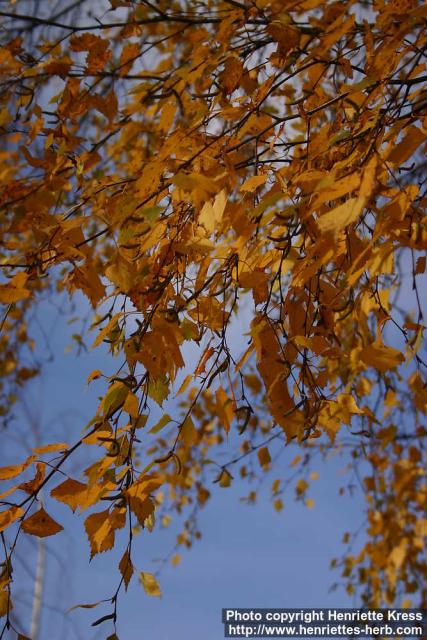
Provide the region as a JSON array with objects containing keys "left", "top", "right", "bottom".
[
  {"left": 1, "top": 396, "right": 84, "bottom": 639},
  {"left": 0, "top": 0, "right": 426, "bottom": 636}
]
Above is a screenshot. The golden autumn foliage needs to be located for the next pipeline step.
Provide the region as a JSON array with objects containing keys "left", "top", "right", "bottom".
[{"left": 0, "top": 0, "right": 426, "bottom": 634}]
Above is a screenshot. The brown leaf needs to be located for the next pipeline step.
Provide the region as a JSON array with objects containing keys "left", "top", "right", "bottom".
[
  {"left": 119, "top": 549, "right": 134, "bottom": 591},
  {"left": 219, "top": 56, "right": 244, "bottom": 94},
  {"left": 18, "top": 462, "right": 45, "bottom": 494},
  {"left": 267, "top": 22, "right": 300, "bottom": 57},
  {"left": 22, "top": 507, "right": 64, "bottom": 538}
]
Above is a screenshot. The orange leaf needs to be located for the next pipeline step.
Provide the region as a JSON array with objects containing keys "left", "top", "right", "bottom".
[
  {"left": 84, "top": 509, "right": 114, "bottom": 557},
  {"left": 0, "top": 285, "right": 30, "bottom": 303},
  {"left": 50, "top": 478, "right": 88, "bottom": 512}
]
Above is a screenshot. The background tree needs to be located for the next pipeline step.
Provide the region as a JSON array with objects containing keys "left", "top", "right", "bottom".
[{"left": 0, "top": 0, "right": 426, "bottom": 636}]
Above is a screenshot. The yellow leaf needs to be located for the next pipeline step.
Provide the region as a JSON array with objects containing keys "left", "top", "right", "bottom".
[
  {"left": 305, "top": 499, "right": 315, "bottom": 508},
  {"left": 172, "top": 173, "right": 219, "bottom": 195},
  {"left": 181, "top": 415, "right": 197, "bottom": 447},
  {"left": 272, "top": 479, "right": 281, "bottom": 494},
  {"left": 296, "top": 479, "right": 308, "bottom": 495},
  {"left": 387, "top": 126, "right": 425, "bottom": 165},
  {"left": 274, "top": 498, "right": 283, "bottom": 512},
  {"left": 235, "top": 343, "right": 255, "bottom": 372},
  {"left": 313, "top": 172, "right": 361, "bottom": 207},
  {"left": 21, "top": 507, "right": 63, "bottom": 537},
  {"left": 359, "top": 344, "right": 404, "bottom": 373},
  {"left": 415, "top": 519, "right": 427, "bottom": 537},
  {"left": 317, "top": 197, "right": 365, "bottom": 235},
  {"left": 218, "top": 469, "right": 232, "bottom": 488},
  {"left": 322, "top": 14, "right": 355, "bottom": 49},
  {"left": 140, "top": 572, "right": 161, "bottom": 597},
  {"left": 149, "top": 413, "right": 172, "bottom": 434},
  {"left": 126, "top": 475, "right": 162, "bottom": 503},
  {"left": 171, "top": 553, "right": 181, "bottom": 567},
  {"left": 123, "top": 392, "right": 139, "bottom": 418},
  {"left": 32, "top": 443, "right": 68, "bottom": 455},
  {"left": 125, "top": 476, "right": 160, "bottom": 526},
  {"left": 159, "top": 99, "right": 176, "bottom": 133},
  {"left": 199, "top": 189, "right": 227, "bottom": 233},
  {"left": 102, "top": 382, "right": 128, "bottom": 418},
  {"left": 290, "top": 455, "right": 302, "bottom": 467},
  {"left": 175, "top": 374, "right": 192, "bottom": 398},
  {"left": 0, "top": 456, "right": 35, "bottom": 480},
  {"left": 105, "top": 256, "right": 136, "bottom": 293},
  {"left": 87, "top": 369, "right": 102, "bottom": 383},
  {"left": 0, "top": 506, "right": 24, "bottom": 533},
  {"left": 0, "top": 464, "right": 26, "bottom": 481},
  {"left": 359, "top": 155, "right": 378, "bottom": 199},
  {"left": 336, "top": 393, "right": 364, "bottom": 424},
  {"left": 389, "top": 542, "right": 406, "bottom": 569},
  {"left": 240, "top": 175, "right": 267, "bottom": 192},
  {"left": 216, "top": 387, "right": 233, "bottom": 435},
  {"left": 92, "top": 312, "right": 122, "bottom": 349}
]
